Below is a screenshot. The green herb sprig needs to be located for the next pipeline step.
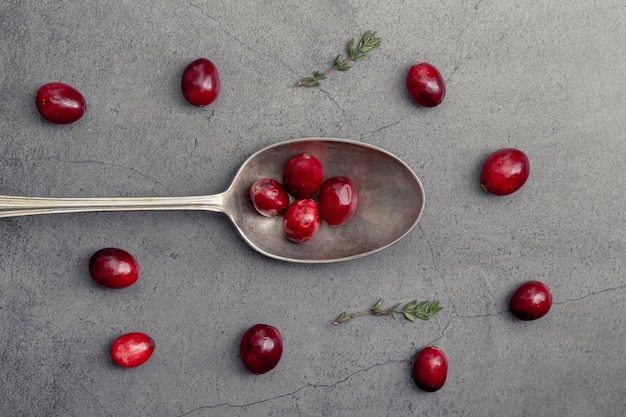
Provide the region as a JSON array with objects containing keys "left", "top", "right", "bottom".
[
  {"left": 294, "top": 30, "right": 382, "bottom": 87},
  {"left": 333, "top": 298, "right": 442, "bottom": 326}
]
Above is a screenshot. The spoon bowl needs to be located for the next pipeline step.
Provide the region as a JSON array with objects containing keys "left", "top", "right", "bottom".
[
  {"left": 0, "top": 138, "right": 425, "bottom": 263},
  {"left": 226, "top": 138, "right": 425, "bottom": 262}
]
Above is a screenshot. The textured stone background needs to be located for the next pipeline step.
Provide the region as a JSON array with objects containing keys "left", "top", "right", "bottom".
[{"left": 1, "top": 1, "right": 625, "bottom": 416}]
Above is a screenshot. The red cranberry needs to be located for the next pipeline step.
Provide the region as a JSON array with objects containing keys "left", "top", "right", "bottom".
[
  {"left": 250, "top": 178, "right": 289, "bottom": 217},
  {"left": 318, "top": 176, "right": 358, "bottom": 226},
  {"left": 181, "top": 58, "right": 220, "bottom": 107},
  {"left": 283, "top": 198, "right": 320, "bottom": 243},
  {"left": 412, "top": 346, "right": 448, "bottom": 392},
  {"left": 239, "top": 324, "right": 283, "bottom": 375},
  {"left": 406, "top": 62, "right": 445, "bottom": 107},
  {"left": 282, "top": 153, "right": 323, "bottom": 198},
  {"left": 480, "top": 148, "right": 530, "bottom": 196},
  {"left": 35, "top": 82, "right": 86, "bottom": 124},
  {"left": 509, "top": 280, "right": 552, "bottom": 320},
  {"left": 110, "top": 332, "right": 155, "bottom": 368},
  {"left": 89, "top": 248, "right": 139, "bottom": 289}
]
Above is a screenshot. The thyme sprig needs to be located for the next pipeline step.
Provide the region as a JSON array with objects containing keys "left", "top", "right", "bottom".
[
  {"left": 333, "top": 298, "right": 442, "bottom": 326},
  {"left": 294, "top": 30, "right": 382, "bottom": 87}
]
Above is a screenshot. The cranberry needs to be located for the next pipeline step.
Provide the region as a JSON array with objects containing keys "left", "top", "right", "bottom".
[
  {"left": 318, "top": 176, "right": 358, "bottom": 226},
  {"left": 282, "top": 153, "right": 323, "bottom": 198},
  {"left": 88, "top": 248, "right": 139, "bottom": 289},
  {"left": 283, "top": 198, "right": 320, "bottom": 243},
  {"left": 406, "top": 62, "right": 445, "bottom": 107},
  {"left": 480, "top": 148, "right": 530, "bottom": 196},
  {"left": 412, "top": 346, "right": 448, "bottom": 392},
  {"left": 181, "top": 58, "right": 220, "bottom": 107},
  {"left": 239, "top": 324, "right": 283, "bottom": 375},
  {"left": 249, "top": 178, "right": 289, "bottom": 217},
  {"left": 35, "top": 82, "right": 86, "bottom": 124},
  {"left": 509, "top": 280, "right": 552, "bottom": 321},
  {"left": 110, "top": 332, "right": 155, "bottom": 368}
]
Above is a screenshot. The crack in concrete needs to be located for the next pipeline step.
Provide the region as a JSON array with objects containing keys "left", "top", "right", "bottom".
[
  {"left": 203, "top": 108, "right": 216, "bottom": 128},
  {"left": 318, "top": 87, "right": 351, "bottom": 126},
  {"left": 64, "top": 368, "right": 112, "bottom": 417},
  {"left": 187, "top": 1, "right": 299, "bottom": 78},
  {"left": 45, "top": 156, "right": 171, "bottom": 195},
  {"left": 363, "top": 110, "right": 412, "bottom": 137},
  {"left": 447, "top": 0, "right": 486, "bottom": 83},
  {"left": 554, "top": 283, "right": 626, "bottom": 305},
  {"left": 174, "top": 358, "right": 406, "bottom": 416},
  {"left": 418, "top": 223, "right": 459, "bottom": 318},
  {"left": 426, "top": 309, "right": 508, "bottom": 348},
  {"left": 173, "top": 390, "right": 295, "bottom": 415},
  {"left": 418, "top": 224, "right": 441, "bottom": 277},
  {"left": 428, "top": 282, "right": 626, "bottom": 347},
  {"left": 295, "top": 396, "right": 302, "bottom": 416}
]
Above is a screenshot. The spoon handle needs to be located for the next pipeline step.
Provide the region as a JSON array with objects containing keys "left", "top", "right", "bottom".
[{"left": 0, "top": 194, "right": 225, "bottom": 218}]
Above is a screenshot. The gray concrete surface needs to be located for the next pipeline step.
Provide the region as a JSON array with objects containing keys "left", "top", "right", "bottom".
[{"left": 1, "top": 1, "right": 625, "bottom": 416}]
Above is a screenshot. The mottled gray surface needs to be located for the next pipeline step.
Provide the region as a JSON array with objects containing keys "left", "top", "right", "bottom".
[{"left": 1, "top": 1, "right": 625, "bottom": 416}]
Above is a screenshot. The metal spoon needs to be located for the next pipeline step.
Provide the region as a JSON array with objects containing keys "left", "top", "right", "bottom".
[{"left": 0, "top": 138, "right": 424, "bottom": 263}]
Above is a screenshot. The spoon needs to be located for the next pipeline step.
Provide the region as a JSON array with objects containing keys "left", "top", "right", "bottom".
[{"left": 0, "top": 138, "right": 424, "bottom": 263}]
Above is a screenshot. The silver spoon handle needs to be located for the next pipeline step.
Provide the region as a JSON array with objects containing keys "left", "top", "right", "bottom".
[{"left": 0, "top": 194, "right": 225, "bottom": 218}]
